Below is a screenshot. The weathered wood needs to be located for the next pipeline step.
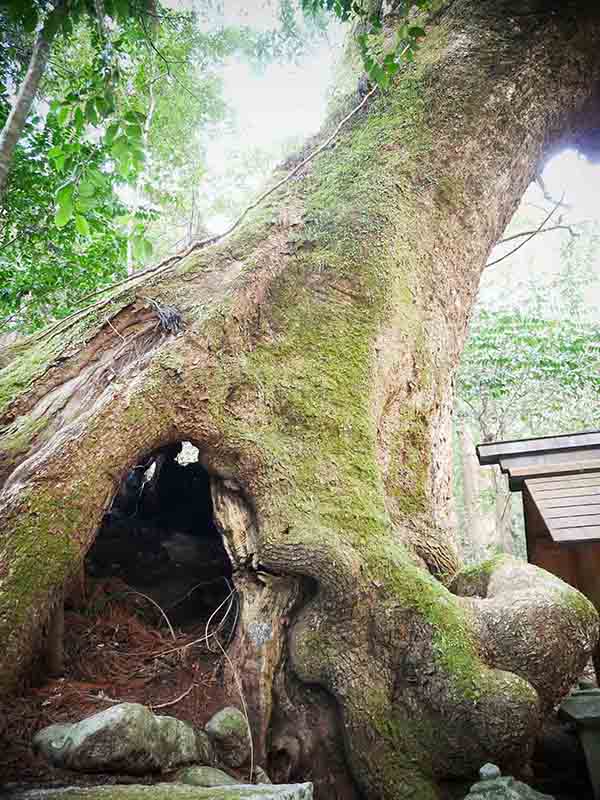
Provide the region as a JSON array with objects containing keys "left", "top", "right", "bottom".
[
  {"left": 543, "top": 504, "right": 600, "bottom": 519},
  {"left": 526, "top": 478, "right": 600, "bottom": 543},
  {"left": 539, "top": 497, "right": 600, "bottom": 510},
  {"left": 551, "top": 527, "right": 600, "bottom": 543},
  {"left": 526, "top": 473, "right": 600, "bottom": 488},
  {"left": 531, "top": 486, "right": 600, "bottom": 500},
  {"left": 478, "top": 431, "right": 600, "bottom": 464},
  {"left": 507, "top": 461, "right": 600, "bottom": 481},
  {"left": 548, "top": 515, "right": 600, "bottom": 529}
]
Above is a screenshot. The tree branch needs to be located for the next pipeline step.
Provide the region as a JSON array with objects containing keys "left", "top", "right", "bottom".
[
  {"left": 0, "top": 0, "right": 67, "bottom": 204},
  {"left": 496, "top": 222, "right": 582, "bottom": 244},
  {"left": 536, "top": 174, "right": 571, "bottom": 210},
  {"left": 485, "top": 195, "right": 563, "bottom": 269}
]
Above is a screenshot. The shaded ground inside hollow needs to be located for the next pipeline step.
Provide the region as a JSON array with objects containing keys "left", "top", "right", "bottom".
[{"left": 0, "top": 577, "right": 239, "bottom": 787}]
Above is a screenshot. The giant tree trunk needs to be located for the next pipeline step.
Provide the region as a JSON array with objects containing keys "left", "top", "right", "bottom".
[{"left": 2, "top": 2, "right": 600, "bottom": 798}]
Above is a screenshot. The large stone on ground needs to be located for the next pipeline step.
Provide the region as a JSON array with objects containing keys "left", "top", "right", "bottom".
[
  {"left": 32, "top": 703, "right": 204, "bottom": 774},
  {"left": 205, "top": 706, "right": 250, "bottom": 767},
  {"left": 3, "top": 784, "right": 314, "bottom": 800},
  {"left": 176, "top": 765, "right": 239, "bottom": 786}
]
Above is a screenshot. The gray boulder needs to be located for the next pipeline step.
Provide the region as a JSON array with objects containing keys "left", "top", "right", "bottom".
[
  {"left": 465, "top": 764, "right": 554, "bottom": 799},
  {"left": 32, "top": 703, "right": 205, "bottom": 774},
  {"left": 205, "top": 706, "right": 251, "bottom": 767},
  {"left": 3, "top": 784, "right": 314, "bottom": 800},
  {"left": 177, "top": 765, "right": 240, "bottom": 786},
  {"left": 255, "top": 765, "right": 273, "bottom": 784}
]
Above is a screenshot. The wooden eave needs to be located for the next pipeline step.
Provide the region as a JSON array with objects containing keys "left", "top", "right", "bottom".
[{"left": 476, "top": 430, "right": 600, "bottom": 545}]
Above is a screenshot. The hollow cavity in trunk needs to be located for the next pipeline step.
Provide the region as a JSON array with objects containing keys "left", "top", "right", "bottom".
[{"left": 85, "top": 441, "right": 233, "bottom": 630}]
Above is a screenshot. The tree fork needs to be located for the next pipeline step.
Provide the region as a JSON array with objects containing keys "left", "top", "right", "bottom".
[{"left": 2, "top": 2, "right": 600, "bottom": 798}]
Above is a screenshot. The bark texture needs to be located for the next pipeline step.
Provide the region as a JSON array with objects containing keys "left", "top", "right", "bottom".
[{"left": 2, "top": 2, "right": 600, "bottom": 798}]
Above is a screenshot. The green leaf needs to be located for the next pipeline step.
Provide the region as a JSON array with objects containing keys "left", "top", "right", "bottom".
[
  {"left": 117, "top": 157, "right": 132, "bottom": 179},
  {"left": 104, "top": 89, "right": 116, "bottom": 114},
  {"left": 45, "top": 9, "right": 63, "bottom": 39},
  {"left": 22, "top": 7, "right": 38, "bottom": 32},
  {"left": 131, "top": 147, "right": 145, "bottom": 167},
  {"left": 79, "top": 181, "right": 96, "bottom": 198},
  {"left": 85, "top": 100, "right": 98, "bottom": 125},
  {"left": 142, "top": 238, "right": 153, "bottom": 259},
  {"left": 105, "top": 123, "right": 119, "bottom": 147},
  {"left": 57, "top": 106, "right": 71, "bottom": 127},
  {"left": 74, "top": 106, "right": 85, "bottom": 130},
  {"left": 95, "top": 97, "right": 109, "bottom": 117},
  {"left": 112, "top": 0, "right": 129, "bottom": 20},
  {"left": 75, "top": 215, "right": 91, "bottom": 237},
  {"left": 131, "top": 235, "right": 144, "bottom": 261},
  {"left": 111, "top": 135, "right": 130, "bottom": 159},
  {"left": 56, "top": 181, "right": 75, "bottom": 204},
  {"left": 88, "top": 169, "right": 107, "bottom": 188},
  {"left": 75, "top": 196, "right": 96, "bottom": 211},
  {"left": 126, "top": 123, "right": 143, "bottom": 141},
  {"left": 48, "top": 146, "right": 63, "bottom": 159},
  {"left": 54, "top": 203, "right": 73, "bottom": 229}
]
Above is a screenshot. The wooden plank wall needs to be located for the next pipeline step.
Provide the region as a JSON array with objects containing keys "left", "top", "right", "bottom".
[
  {"left": 525, "top": 475, "right": 600, "bottom": 612},
  {"left": 526, "top": 473, "right": 600, "bottom": 543}
]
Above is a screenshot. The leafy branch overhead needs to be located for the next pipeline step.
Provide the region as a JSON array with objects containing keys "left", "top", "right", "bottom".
[
  {"left": 0, "top": 0, "right": 328, "bottom": 330},
  {"left": 302, "top": 0, "right": 436, "bottom": 85}
]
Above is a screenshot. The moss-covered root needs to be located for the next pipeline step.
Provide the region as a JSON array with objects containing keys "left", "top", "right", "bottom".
[
  {"left": 290, "top": 551, "right": 544, "bottom": 800},
  {"left": 451, "top": 555, "right": 599, "bottom": 711}
]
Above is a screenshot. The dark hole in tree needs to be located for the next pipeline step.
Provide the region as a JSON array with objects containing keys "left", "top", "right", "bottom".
[{"left": 85, "top": 441, "right": 233, "bottom": 629}]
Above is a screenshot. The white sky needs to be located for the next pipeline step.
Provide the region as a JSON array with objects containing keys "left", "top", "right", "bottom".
[
  {"left": 481, "top": 149, "right": 600, "bottom": 319},
  {"left": 201, "top": 16, "right": 343, "bottom": 231},
  {"left": 541, "top": 149, "right": 600, "bottom": 219}
]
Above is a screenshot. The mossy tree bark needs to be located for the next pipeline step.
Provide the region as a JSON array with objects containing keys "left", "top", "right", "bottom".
[{"left": 2, "top": 2, "right": 600, "bottom": 797}]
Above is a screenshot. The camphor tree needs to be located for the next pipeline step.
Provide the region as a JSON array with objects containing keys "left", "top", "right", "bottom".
[{"left": 2, "top": 2, "right": 600, "bottom": 798}]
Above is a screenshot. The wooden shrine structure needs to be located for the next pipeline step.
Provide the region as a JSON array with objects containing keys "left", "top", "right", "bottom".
[{"left": 477, "top": 430, "right": 600, "bottom": 631}]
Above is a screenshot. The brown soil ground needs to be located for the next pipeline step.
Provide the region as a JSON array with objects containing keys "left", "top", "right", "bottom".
[{"left": 0, "top": 578, "right": 239, "bottom": 787}]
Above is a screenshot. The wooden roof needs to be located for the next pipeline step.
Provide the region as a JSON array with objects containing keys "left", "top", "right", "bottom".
[
  {"left": 476, "top": 430, "right": 600, "bottom": 491},
  {"left": 477, "top": 430, "right": 600, "bottom": 545}
]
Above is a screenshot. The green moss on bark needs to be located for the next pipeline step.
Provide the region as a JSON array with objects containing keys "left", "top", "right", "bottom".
[{"left": 0, "top": 490, "right": 81, "bottom": 653}]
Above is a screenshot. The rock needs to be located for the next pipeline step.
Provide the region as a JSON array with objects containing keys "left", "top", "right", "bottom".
[
  {"left": 33, "top": 703, "right": 203, "bottom": 774},
  {"left": 465, "top": 768, "right": 555, "bottom": 799},
  {"left": 177, "top": 765, "right": 239, "bottom": 786},
  {"left": 255, "top": 765, "right": 273, "bottom": 784},
  {"left": 3, "top": 783, "right": 314, "bottom": 800},
  {"left": 479, "top": 764, "right": 501, "bottom": 781},
  {"left": 205, "top": 706, "right": 250, "bottom": 767},
  {"left": 194, "top": 729, "right": 214, "bottom": 765}
]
